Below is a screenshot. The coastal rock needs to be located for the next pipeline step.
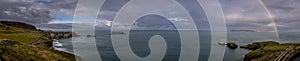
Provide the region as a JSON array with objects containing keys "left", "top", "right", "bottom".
[
  {"left": 226, "top": 42, "right": 238, "bottom": 49},
  {"left": 86, "top": 35, "right": 92, "bottom": 37},
  {"left": 111, "top": 31, "right": 125, "bottom": 35},
  {"left": 47, "top": 32, "right": 75, "bottom": 39},
  {"left": 218, "top": 42, "right": 226, "bottom": 46}
]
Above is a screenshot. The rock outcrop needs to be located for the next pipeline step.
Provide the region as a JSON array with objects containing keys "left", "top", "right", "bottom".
[
  {"left": 47, "top": 32, "right": 75, "bottom": 39},
  {"left": 30, "top": 31, "right": 76, "bottom": 48}
]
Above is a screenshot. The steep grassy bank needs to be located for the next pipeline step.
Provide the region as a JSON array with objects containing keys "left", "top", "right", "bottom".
[{"left": 0, "top": 21, "right": 76, "bottom": 61}]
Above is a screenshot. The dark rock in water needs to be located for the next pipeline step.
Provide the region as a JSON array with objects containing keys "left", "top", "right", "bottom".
[
  {"left": 85, "top": 35, "right": 96, "bottom": 37},
  {"left": 86, "top": 35, "right": 92, "bottom": 37},
  {"left": 227, "top": 42, "right": 238, "bottom": 49},
  {"left": 0, "top": 21, "right": 36, "bottom": 30},
  {"left": 240, "top": 41, "right": 279, "bottom": 50},
  {"left": 111, "top": 31, "right": 125, "bottom": 35}
]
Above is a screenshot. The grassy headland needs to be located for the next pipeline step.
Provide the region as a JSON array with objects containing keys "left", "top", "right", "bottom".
[{"left": 0, "top": 21, "right": 76, "bottom": 61}]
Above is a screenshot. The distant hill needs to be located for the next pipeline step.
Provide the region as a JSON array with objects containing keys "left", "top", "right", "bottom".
[
  {"left": 0, "top": 21, "right": 36, "bottom": 30},
  {"left": 231, "top": 30, "right": 273, "bottom": 32}
]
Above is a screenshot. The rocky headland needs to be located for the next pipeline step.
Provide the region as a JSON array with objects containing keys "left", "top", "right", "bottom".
[{"left": 0, "top": 21, "right": 76, "bottom": 61}]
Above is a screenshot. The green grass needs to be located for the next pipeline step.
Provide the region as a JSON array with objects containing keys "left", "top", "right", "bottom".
[
  {"left": 0, "top": 33, "right": 41, "bottom": 44},
  {"left": 0, "top": 24, "right": 42, "bottom": 44},
  {"left": 245, "top": 49, "right": 279, "bottom": 61},
  {"left": 263, "top": 45, "right": 289, "bottom": 51},
  {"left": 0, "top": 44, "right": 75, "bottom": 61}
]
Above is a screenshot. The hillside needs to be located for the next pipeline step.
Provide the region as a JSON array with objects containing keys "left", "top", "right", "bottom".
[{"left": 0, "top": 21, "right": 76, "bottom": 61}]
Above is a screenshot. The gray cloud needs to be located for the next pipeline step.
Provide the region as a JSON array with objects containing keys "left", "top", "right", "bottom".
[
  {"left": 35, "top": 23, "right": 72, "bottom": 29},
  {"left": 38, "top": 0, "right": 78, "bottom": 15},
  {"left": 0, "top": 0, "right": 51, "bottom": 24},
  {"left": 0, "top": 0, "right": 79, "bottom": 30},
  {"left": 264, "top": 0, "right": 300, "bottom": 31},
  {"left": 220, "top": 0, "right": 300, "bottom": 31},
  {"left": 2, "top": 0, "right": 300, "bottom": 31},
  {"left": 98, "top": 0, "right": 210, "bottom": 30}
]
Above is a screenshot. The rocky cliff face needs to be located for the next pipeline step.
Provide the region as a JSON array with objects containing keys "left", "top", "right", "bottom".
[
  {"left": 0, "top": 21, "right": 36, "bottom": 30},
  {"left": 45, "top": 32, "right": 75, "bottom": 40}
]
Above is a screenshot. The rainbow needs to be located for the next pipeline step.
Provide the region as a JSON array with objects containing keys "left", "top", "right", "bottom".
[{"left": 258, "top": 0, "right": 280, "bottom": 40}]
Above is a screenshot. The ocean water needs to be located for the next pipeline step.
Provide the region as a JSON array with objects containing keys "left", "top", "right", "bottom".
[{"left": 54, "top": 31, "right": 300, "bottom": 61}]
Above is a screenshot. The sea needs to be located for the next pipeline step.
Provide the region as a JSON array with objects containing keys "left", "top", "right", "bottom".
[{"left": 53, "top": 30, "right": 300, "bottom": 61}]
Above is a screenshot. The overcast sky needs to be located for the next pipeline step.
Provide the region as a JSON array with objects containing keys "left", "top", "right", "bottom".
[{"left": 0, "top": 0, "right": 300, "bottom": 31}]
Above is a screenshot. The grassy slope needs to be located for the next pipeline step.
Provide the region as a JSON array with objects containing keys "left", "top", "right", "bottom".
[
  {"left": 245, "top": 42, "right": 300, "bottom": 61},
  {"left": 0, "top": 23, "right": 75, "bottom": 61},
  {"left": 0, "top": 23, "right": 41, "bottom": 44}
]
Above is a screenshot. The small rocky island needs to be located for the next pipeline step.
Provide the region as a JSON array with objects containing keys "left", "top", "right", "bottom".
[
  {"left": 223, "top": 41, "right": 300, "bottom": 61},
  {"left": 111, "top": 31, "right": 125, "bottom": 35}
]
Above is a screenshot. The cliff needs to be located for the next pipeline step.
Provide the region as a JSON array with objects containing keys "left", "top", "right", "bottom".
[{"left": 47, "top": 32, "right": 75, "bottom": 39}]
